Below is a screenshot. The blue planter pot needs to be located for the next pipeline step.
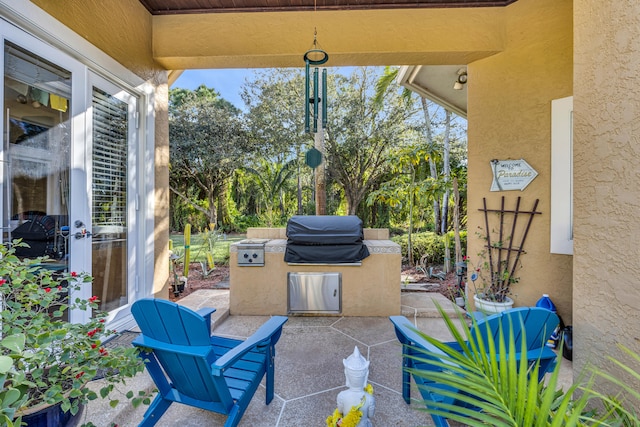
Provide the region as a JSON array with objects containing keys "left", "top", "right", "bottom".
[{"left": 21, "top": 401, "right": 83, "bottom": 427}]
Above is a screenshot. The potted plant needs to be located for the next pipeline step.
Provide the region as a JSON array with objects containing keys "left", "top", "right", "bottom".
[
  {"left": 468, "top": 197, "right": 540, "bottom": 314},
  {"left": 467, "top": 236, "right": 520, "bottom": 314},
  {"left": 0, "top": 241, "right": 148, "bottom": 427}
]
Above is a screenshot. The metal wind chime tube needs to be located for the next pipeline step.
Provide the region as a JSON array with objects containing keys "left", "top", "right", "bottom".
[
  {"left": 313, "top": 67, "right": 319, "bottom": 133},
  {"left": 322, "top": 68, "right": 327, "bottom": 129},
  {"left": 305, "top": 60, "right": 310, "bottom": 133}
]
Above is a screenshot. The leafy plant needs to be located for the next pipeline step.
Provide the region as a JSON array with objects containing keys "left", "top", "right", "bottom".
[
  {"left": 0, "top": 241, "right": 149, "bottom": 424},
  {"left": 405, "top": 303, "right": 640, "bottom": 426},
  {"left": 392, "top": 230, "right": 467, "bottom": 266},
  {"left": 197, "top": 223, "right": 220, "bottom": 277},
  {"left": 469, "top": 197, "right": 540, "bottom": 303},
  {"left": 468, "top": 227, "right": 522, "bottom": 303}
]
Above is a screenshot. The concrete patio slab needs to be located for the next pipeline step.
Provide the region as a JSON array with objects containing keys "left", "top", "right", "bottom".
[{"left": 72, "top": 289, "right": 573, "bottom": 427}]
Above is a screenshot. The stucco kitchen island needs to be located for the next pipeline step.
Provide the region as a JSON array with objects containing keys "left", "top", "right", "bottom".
[{"left": 229, "top": 227, "right": 401, "bottom": 316}]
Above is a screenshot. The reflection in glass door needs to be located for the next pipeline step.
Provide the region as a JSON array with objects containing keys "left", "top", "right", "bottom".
[
  {"left": 2, "top": 41, "right": 71, "bottom": 272},
  {"left": 90, "top": 81, "right": 136, "bottom": 314}
]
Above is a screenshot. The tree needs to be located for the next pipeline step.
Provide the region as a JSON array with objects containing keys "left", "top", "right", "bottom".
[
  {"left": 242, "top": 69, "right": 313, "bottom": 213},
  {"left": 169, "top": 87, "right": 253, "bottom": 228},
  {"left": 326, "top": 67, "right": 417, "bottom": 215},
  {"left": 375, "top": 66, "right": 468, "bottom": 235},
  {"left": 243, "top": 158, "right": 297, "bottom": 226},
  {"left": 367, "top": 143, "right": 447, "bottom": 266}
]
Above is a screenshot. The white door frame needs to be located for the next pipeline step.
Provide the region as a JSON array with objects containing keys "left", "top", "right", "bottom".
[{"left": 0, "top": 21, "right": 148, "bottom": 328}]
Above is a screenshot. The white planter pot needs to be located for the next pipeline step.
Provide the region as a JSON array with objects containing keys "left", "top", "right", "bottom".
[{"left": 473, "top": 294, "right": 514, "bottom": 315}]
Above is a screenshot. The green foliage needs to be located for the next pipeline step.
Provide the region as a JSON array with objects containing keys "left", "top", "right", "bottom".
[
  {"left": 231, "top": 214, "right": 261, "bottom": 232},
  {"left": 169, "top": 86, "right": 255, "bottom": 227},
  {"left": 392, "top": 230, "right": 467, "bottom": 265},
  {"left": 243, "top": 158, "right": 297, "bottom": 226},
  {"left": 0, "top": 241, "right": 149, "bottom": 423},
  {"left": 406, "top": 304, "right": 640, "bottom": 426},
  {"left": 170, "top": 233, "right": 244, "bottom": 265},
  {"left": 327, "top": 67, "right": 419, "bottom": 215},
  {"left": 168, "top": 68, "right": 467, "bottom": 231}
]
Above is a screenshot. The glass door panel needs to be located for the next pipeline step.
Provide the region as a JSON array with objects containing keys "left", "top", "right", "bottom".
[
  {"left": 2, "top": 41, "right": 71, "bottom": 271},
  {"left": 90, "top": 78, "right": 136, "bottom": 314}
]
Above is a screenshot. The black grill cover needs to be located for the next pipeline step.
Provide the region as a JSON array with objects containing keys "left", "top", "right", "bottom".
[
  {"left": 286, "top": 215, "right": 364, "bottom": 245},
  {"left": 284, "top": 216, "right": 370, "bottom": 263}
]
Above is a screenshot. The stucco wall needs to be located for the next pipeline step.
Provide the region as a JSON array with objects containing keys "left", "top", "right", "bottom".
[
  {"left": 574, "top": 0, "right": 640, "bottom": 388},
  {"left": 230, "top": 239, "right": 401, "bottom": 316},
  {"left": 30, "top": 0, "right": 171, "bottom": 299},
  {"left": 466, "top": 0, "right": 573, "bottom": 321}
]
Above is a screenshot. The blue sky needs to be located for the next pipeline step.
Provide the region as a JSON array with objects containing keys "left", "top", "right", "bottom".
[
  {"left": 172, "top": 67, "right": 361, "bottom": 110},
  {"left": 172, "top": 69, "right": 255, "bottom": 109}
]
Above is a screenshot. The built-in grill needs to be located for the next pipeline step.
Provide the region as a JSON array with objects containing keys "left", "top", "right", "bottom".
[
  {"left": 284, "top": 215, "right": 370, "bottom": 264},
  {"left": 236, "top": 239, "right": 269, "bottom": 266}
]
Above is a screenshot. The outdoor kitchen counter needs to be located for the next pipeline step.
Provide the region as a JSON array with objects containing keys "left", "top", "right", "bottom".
[{"left": 229, "top": 238, "right": 401, "bottom": 316}]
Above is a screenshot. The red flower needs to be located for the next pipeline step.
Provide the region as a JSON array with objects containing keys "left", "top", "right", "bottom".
[
  {"left": 70, "top": 271, "right": 78, "bottom": 277},
  {"left": 99, "top": 319, "right": 105, "bottom": 323},
  {"left": 87, "top": 329, "right": 98, "bottom": 337},
  {"left": 91, "top": 343, "right": 97, "bottom": 349},
  {"left": 89, "top": 296, "right": 98, "bottom": 303},
  {"left": 0, "top": 279, "right": 6, "bottom": 286},
  {"left": 75, "top": 371, "right": 84, "bottom": 379},
  {"left": 57, "top": 286, "right": 62, "bottom": 290},
  {"left": 45, "top": 287, "right": 51, "bottom": 293}
]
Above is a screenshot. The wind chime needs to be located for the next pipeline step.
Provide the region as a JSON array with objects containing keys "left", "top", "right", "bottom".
[
  {"left": 304, "top": 29, "right": 328, "bottom": 134},
  {"left": 303, "top": 29, "right": 329, "bottom": 214}
]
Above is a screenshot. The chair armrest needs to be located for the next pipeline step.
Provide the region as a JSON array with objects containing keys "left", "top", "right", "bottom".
[
  {"left": 132, "top": 334, "right": 213, "bottom": 358},
  {"left": 196, "top": 307, "right": 216, "bottom": 317},
  {"left": 196, "top": 307, "right": 216, "bottom": 334},
  {"left": 390, "top": 316, "right": 449, "bottom": 358},
  {"left": 211, "top": 316, "right": 287, "bottom": 375}
]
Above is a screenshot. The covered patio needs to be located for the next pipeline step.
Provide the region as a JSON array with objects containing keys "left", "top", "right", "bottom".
[
  {"left": 4, "top": 0, "right": 639, "bottom": 415},
  {"left": 72, "top": 289, "right": 573, "bottom": 426}
]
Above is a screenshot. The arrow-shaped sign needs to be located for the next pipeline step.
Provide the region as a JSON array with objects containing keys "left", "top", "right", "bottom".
[{"left": 490, "top": 159, "right": 538, "bottom": 191}]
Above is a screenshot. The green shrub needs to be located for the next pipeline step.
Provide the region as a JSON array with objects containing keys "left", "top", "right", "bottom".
[
  {"left": 392, "top": 230, "right": 467, "bottom": 265},
  {"left": 231, "top": 214, "right": 261, "bottom": 232}
]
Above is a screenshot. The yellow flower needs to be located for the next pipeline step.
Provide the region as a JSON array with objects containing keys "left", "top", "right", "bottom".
[
  {"left": 327, "top": 384, "right": 374, "bottom": 426},
  {"left": 340, "top": 406, "right": 363, "bottom": 427},
  {"left": 364, "top": 383, "right": 374, "bottom": 395},
  {"left": 326, "top": 408, "right": 342, "bottom": 427}
]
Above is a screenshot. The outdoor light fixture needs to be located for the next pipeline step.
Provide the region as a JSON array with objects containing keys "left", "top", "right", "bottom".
[
  {"left": 453, "top": 68, "right": 467, "bottom": 90},
  {"left": 304, "top": 29, "right": 328, "bottom": 134}
]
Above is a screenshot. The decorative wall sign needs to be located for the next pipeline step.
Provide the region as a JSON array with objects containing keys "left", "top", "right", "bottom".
[{"left": 490, "top": 159, "right": 538, "bottom": 191}]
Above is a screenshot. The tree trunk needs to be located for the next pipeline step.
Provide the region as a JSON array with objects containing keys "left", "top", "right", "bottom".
[
  {"left": 407, "top": 167, "right": 416, "bottom": 266},
  {"left": 453, "top": 177, "right": 462, "bottom": 265},
  {"left": 420, "top": 97, "right": 441, "bottom": 233},
  {"left": 440, "top": 110, "right": 452, "bottom": 235},
  {"left": 297, "top": 148, "right": 303, "bottom": 214},
  {"left": 216, "top": 180, "right": 231, "bottom": 228}
]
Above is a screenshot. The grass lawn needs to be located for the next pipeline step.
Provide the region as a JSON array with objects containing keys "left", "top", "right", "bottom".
[{"left": 170, "top": 232, "right": 245, "bottom": 265}]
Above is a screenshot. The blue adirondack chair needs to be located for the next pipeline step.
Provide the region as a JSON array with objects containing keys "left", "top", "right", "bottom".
[
  {"left": 461, "top": 307, "right": 560, "bottom": 379},
  {"left": 131, "top": 298, "right": 287, "bottom": 427},
  {"left": 390, "top": 307, "right": 559, "bottom": 427}
]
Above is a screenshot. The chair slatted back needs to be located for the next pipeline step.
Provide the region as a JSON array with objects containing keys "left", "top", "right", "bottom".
[
  {"left": 132, "top": 299, "right": 232, "bottom": 407},
  {"left": 472, "top": 307, "right": 559, "bottom": 352}
]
